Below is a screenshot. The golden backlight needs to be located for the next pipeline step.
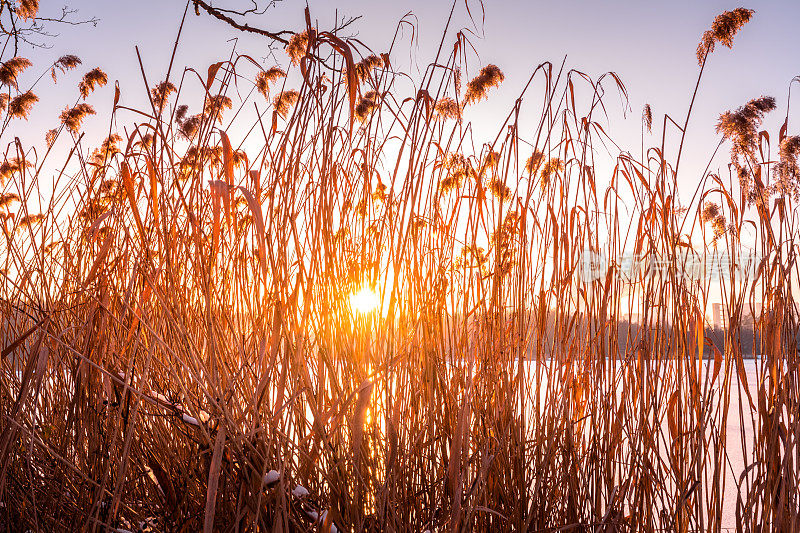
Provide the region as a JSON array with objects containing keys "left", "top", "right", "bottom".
[{"left": 349, "top": 285, "right": 380, "bottom": 314}]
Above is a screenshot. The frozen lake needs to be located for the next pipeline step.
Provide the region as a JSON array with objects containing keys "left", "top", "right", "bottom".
[{"left": 513, "top": 358, "right": 781, "bottom": 530}]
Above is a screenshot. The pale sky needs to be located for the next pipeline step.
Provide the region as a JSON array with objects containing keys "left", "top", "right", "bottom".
[{"left": 11, "top": 0, "right": 800, "bottom": 193}]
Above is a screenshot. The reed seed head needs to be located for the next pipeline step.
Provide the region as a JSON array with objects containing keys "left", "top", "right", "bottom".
[
  {"left": 0, "top": 193, "right": 20, "bottom": 210},
  {"left": 701, "top": 201, "right": 720, "bottom": 222},
  {"left": 491, "top": 210, "right": 520, "bottom": 275},
  {"left": 286, "top": 30, "right": 314, "bottom": 65},
  {"left": 151, "top": 81, "right": 177, "bottom": 109},
  {"left": 204, "top": 94, "right": 233, "bottom": 120},
  {"left": 434, "top": 97, "right": 461, "bottom": 122},
  {"left": 78, "top": 68, "right": 108, "bottom": 99},
  {"left": 175, "top": 104, "right": 189, "bottom": 123},
  {"left": 643, "top": 104, "right": 653, "bottom": 132},
  {"left": 90, "top": 134, "right": 122, "bottom": 165},
  {"left": 15, "top": 0, "right": 39, "bottom": 20},
  {"left": 8, "top": 91, "right": 38, "bottom": 119},
  {"left": 0, "top": 158, "right": 32, "bottom": 182},
  {"left": 60, "top": 103, "right": 96, "bottom": 134},
  {"left": 540, "top": 157, "right": 564, "bottom": 188},
  {"left": 717, "top": 96, "right": 776, "bottom": 168},
  {"left": 697, "top": 8, "right": 754, "bottom": 64},
  {"left": 482, "top": 151, "right": 501, "bottom": 173},
  {"left": 771, "top": 135, "right": 800, "bottom": 198},
  {"left": 179, "top": 114, "right": 202, "bottom": 140},
  {"left": 701, "top": 201, "right": 728, "bottom": 238},
  {"left": 355, "top": 92, "right": 379, "bottom": 122},
  {"left": 0, "top": 57, "right": 32, "bottom": 88},
  {"left": 232, "top": 149, "right": 248, "bottom": 169},
  {"left": 18, "top": 213, "right": 44, "bottom": 228},
  {"left": 526, "top": 151, "right": 545, "bottom": 175},
  {"left": 55, "top": 54, "right": 81, "bottom": 70},
  {"left": 489, "top": 178, "right": 511, "bottom": 201},
  {"left": 274, "top": 90, "right": 299, "bottom": 118},
  {"left": 464, "top": 64, "right": 504, "bottom": 106},
  {"left": 372, "top": 181, "right": 387, "bottom": 202},
  {"left": 352, "top": 55, "right": 383, "bottom": 83},
  {"left": 256, "top": 67, "right": 286, "bottom": 97},
  {"left": 52, "top": 55, "right": 82, "bottom": 82},
  {"left": 439, "top": 153, "right": 470, "bottom": 193}
]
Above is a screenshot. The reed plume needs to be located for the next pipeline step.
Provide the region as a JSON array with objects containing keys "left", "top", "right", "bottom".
[
  {"left": 17, "top": 213, "right": 44, "bottom": 228},
  {"left": 701, "top": 201, "right": 729, "bottom": 239},
  {"left": 439, "top": 153, "right": 471, "bottom": 192},
  {"left": 204, "top": 94, "right": 233, "bottom": 120},
  {"left": 701, "top": 201, "right": 720, "bottom": 222},
  {"left": 716, "top": 95, "right": 776, "bottom": 156},
  {"left": 525, "top": 150, "right": 544, "bottom": 175},
  {"left": 51, "top": 54, "right": 81, "bottom": 82},
  {"left": 89, "top": 134, "right": 122, "bottom": 166},
  {"left": 481, "top": 150, "right": 501, "bottom": 175},
  {"left": 697, "top": 8, "right": 754, "bottom": 64},
  {"left": 717, "top": 96, "right": 775, "bottom": 199},
  {"left": 355, "top": 91, "right": 379, "bottom": 122},
  {"left": 273, "top": 89, "right": 299, "bottom": 117},
  {"left": 772, "top": 135, "right": 800, "bottom": 198},
  {"left": 488, "top": 178, "right": 511, "bottom": 201},
  {"left": 7, "top": 90, "right": 38, "bottom": 119},
  {"left": 255, "top": 67, "right": 286, "bottom": 97},
  {"left": 231, "top": 148, "right": 248, "bottom": 169},
  {"left": 151, "top": 81, "right": 177, "bottom": 109},
  {"left": 464, "top": 64, "right": 504, "bottom": 105},
  {"left": 286, "top": 30, "right": 313, "bottom": 65},
  {"left": 15, "top": 0, "right": 38, "bottom": 20},
  {"left": 352, "top": 55, "right": 383, "bottom": 83},
  {"left": 55, "top": 54, "right": 81, "bottom": 70},
  {"left": 491, "top": 210, "right": 520, "bottom": 274},
  {"left": 434, "top": 97, "right": 461, "bottom": 122},
  {"left": 0, "top": 193, "right": 21, "bottom": 210},
  {"left": 78, "top": 67, "right": 108, "bottom": 98},
  {"left": 178, "top": 114, "right": 202, "bottom": 140},
  {"left": 175, "top": 104, "right": 189, "bottom": 122},
  {"left": 45, "top": 128, "right": 57, "bottom": 146},
  {"left": 0, "top": 57, "right": 32, "bottom": 88},
  {"left": 0, "top": 158, "right": 28, "bottom": 181},
  {"left": 59, "top": 102, "right": 96, "bottom": 134},
  {"left": 540, "top": 157, "right": 564, "bottom": 188},
  {"left": 372, "top": 180, "right": 387, "bottom": 202}
]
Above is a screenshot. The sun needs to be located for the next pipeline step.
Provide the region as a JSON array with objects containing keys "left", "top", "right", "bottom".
[{"left": 349, "top": 285, "right": 381, "bottom": 314}]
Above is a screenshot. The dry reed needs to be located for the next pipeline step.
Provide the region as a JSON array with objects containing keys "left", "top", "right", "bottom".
[{"left": 0, "top": 4, "right": 798, "bottom": 533}]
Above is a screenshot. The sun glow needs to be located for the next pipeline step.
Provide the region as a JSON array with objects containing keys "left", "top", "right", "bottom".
[{"left": 349, "top": 285, "right": 381, "bottom": 314}]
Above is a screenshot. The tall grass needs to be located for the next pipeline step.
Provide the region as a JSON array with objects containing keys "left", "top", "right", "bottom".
[{"left": 0, "top": 4, "right": 798, "bottom": 532}]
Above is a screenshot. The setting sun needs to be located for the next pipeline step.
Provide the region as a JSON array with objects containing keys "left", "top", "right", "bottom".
[{"left": 349, "top": 285, "right": 381, "bottom": 314}]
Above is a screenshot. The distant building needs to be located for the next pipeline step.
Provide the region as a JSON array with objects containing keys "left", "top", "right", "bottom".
[
  {"left": 746, "top": 301, "right": 763, "bottom": 318},
  {"left": 711, "top": 302, "right": 763, "bottom": 329},
  {"left": 712, "top": 303, "right": 724, "bottom": 329}
]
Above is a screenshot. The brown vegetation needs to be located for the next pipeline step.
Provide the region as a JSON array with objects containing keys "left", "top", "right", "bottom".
[{"left": 0, "top": 5, "right": 798, "bottom": 533}]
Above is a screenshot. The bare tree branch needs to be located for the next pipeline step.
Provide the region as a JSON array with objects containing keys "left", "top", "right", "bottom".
[
  {"left": 209, "top": 0, "right": 279, "bottom": 17},
  {"left": 189, "top": 0, "right": 293, "bottom": 45},
  {"left": 0, "top": 3, "right": 99, "bottom": 56}
]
